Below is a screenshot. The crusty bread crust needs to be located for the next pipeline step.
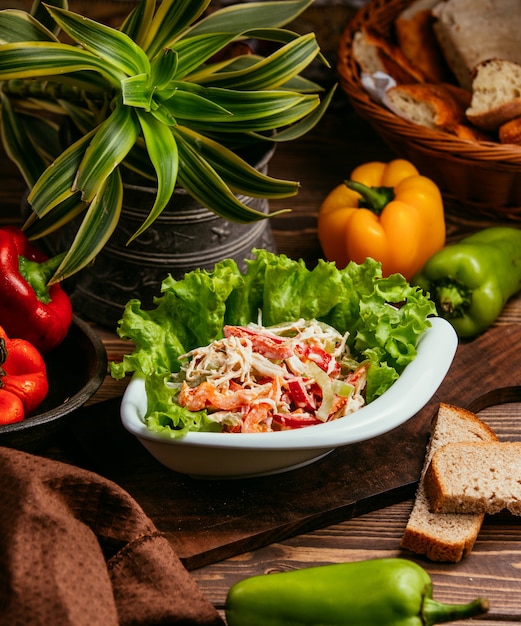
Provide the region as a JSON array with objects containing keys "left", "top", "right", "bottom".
[
  {"left": 424, "top": 442, "right": 521, "bottom": 515},
  {"left": 400, "top": 403, "right": 498, "bottom": 562}
]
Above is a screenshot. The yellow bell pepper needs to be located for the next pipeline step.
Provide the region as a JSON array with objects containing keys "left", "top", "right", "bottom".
[{"left": 317, "top": 159, "right": 446, "bottom": 280}]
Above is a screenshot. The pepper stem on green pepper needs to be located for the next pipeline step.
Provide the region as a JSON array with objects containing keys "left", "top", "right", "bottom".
[
  {"left": 430, "top": 277, "right": 473, "bottom": 319},
  {"left": 18, "top": 252, "right": 67, "bottom": 305},
  {"left": 345, "top": 180, "right": 395, "bottom": 214},
  {"left": 423, "top": 596, "right": 489, "bottom": 625}
]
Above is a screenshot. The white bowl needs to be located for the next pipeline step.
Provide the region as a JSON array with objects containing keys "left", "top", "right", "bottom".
[{"left": 121, "top": 317, "right": 457, "bottom": 479}]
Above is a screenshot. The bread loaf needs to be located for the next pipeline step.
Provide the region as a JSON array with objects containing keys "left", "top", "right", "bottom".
[
  {"left": 395, "top": 0, "right": 452, "bottom": 83},
  {"left": 432, "top": 0, "right": 521, "bottom": 90},
  {"left": 466, "top": 59, "right": 521, "bottom": 131},
  {"left": 499, "top": 116, "right": 521, "bottom": 145},
  {"left": 424, "top": 442, "right": 521, "bottom": 515},
  {"left": 400, "top": 403, "right": 498, "bottom": 562}
]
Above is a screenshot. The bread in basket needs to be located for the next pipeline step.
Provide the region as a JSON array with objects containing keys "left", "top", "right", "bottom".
[{"left": 337, "top": 0, "right": 521, "bottom": 220}]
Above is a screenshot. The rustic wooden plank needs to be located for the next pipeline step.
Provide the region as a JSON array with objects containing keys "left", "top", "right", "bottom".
[{"left": 192, "top": 498, "right": 521, "bottom": 622}]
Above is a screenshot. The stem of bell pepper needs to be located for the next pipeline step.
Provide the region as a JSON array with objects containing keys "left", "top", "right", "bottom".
[
  {"left": 412, "top": 227, "right": 521, "bottom": 337},
  {"left": 0, "top": 226, "right": 72, "bottom": 353},
  {"left": 423, "top": 597, "right": 489, "bottom": 625},
  {"left": 430, "top": 278, "right": 473, "bottom": 318},
  {"left": 18, "top": 251, "right": 67, "bottom": 305},
  {"left": 344, "top": 180, "right": 395, "bottom": 214}
]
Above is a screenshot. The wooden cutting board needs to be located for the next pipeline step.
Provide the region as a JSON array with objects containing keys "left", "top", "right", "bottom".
[{"left": 66, "top": 324, "right": 521, "bottom": 570}]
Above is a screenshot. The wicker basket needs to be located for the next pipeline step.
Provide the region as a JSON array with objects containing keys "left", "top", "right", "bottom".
[{"left": 337, "top": 0, "right": 521, "bottom": 220}]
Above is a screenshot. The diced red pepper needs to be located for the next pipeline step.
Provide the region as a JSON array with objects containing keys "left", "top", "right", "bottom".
[
  {"left": 287, "top": 378, "right": 316, "bottom": 412},
  {"left": 295, "top": 344, "right": 340, "bottom": 375},
  {"left": 223, "top": 325, "right": 293, "bottom": 360},
  {"left": 272, "top": 411, "right": 323, "bottom": 430}
]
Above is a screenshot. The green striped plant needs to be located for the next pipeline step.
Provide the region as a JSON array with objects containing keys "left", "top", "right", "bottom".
[{"left": 0, "top": 0, "right": 333, "bottom": 281}]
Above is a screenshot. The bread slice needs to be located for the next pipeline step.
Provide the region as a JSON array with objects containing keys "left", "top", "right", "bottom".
[
  {"left": 424, "top": 442, "right": 521, "bottom": 515},
  {"left": 352, "top": 28, "right": 424, "bottom": 84},
  {"left": 384, "top": 82, "right": 470, "bottom": 131},
  {"left": 432, "top": 0, "right": 521, "bottom": 90},
  {"left": 466, "top": 59, "right": 521, "bottom": 131},
  {"left": 400, "top": 403, "right": 498, "bottom": 562}
]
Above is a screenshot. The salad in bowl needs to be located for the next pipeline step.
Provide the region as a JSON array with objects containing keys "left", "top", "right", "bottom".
[{"left": 114, "top": 250, "right": 457, "bottom": 477}]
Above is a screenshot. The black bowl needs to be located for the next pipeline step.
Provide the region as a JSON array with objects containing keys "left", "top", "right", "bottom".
[{"left": 0, "top": 315, "right": 107, "bottom": 451}]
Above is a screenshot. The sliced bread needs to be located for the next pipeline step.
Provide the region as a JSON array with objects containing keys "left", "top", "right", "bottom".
[
  {"left": 384, "top": 82, "right": 470, "bottom": 131},
  {"left": 400, "top": 403, "right": 498, "bottom": 562},
  {"left": 424, "top": 441, "right": 521, "bottom": 515},
  {"left": 351, "top": 28, "right": 424, "bottom": 84},
  {"left": 466, "top": 59, "right": 521, "bottom": 131}
]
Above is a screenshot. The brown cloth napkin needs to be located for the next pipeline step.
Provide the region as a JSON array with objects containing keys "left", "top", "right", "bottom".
[{"left": 0, "top": 447, "right": 225, "bottom": 626}]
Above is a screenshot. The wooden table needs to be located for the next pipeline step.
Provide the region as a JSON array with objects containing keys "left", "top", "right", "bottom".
[{"left": 2, "top": 91, "right": 521, "bottom": 624}]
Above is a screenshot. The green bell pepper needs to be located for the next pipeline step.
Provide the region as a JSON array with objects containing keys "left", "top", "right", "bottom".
[
  {"left": 225, "top": 558, "right": 488, "bottom": 626},
  {"left": 412, "top": 226, "right": 521, "bottom": 338}
]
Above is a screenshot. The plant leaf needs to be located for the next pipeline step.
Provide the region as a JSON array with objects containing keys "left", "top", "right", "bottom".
[
  {"left": 0, "top": 9, "right": 58, "bottom": 43},
  {"left": 51, "top": 169, "right": 123, "bottom": 282},
  {"left": 158, "top": 87, "right": 233, "bottom": 122},
  {"left": 179, "top": 94, "right": 319, "bottom": 134},
  {"left": 31, "top": 0, "right": 67, "bottom": 36},
  {"left": 0, "top": 92, "right": 49, "bottom": 187},
  {"left": 167, "top": 83, "right": 311, "bottom": 122},
  {"left": 186, "top": 0, "right": 313, "bottom": 37},
  {"left": 189, "top": 53, "right": 324, "bottom": 93},
  {"left": 174, "top": 125, "right": 298, "bottom": 198},
  {"left": 23, "top": 193, "right": 86, "bottom": 239},
  {"left": 0, "top": 42, "right": 123, "bottom": 86},
  {"left": 143, "top": 0, "right": 210, "bottom": 59},
  {"left": 120, "top": 0, "right": 155, "bottom": 47},
  {"left": 122, "top": 73, "right": 154, "bottom": 110},
  {"left": 150, "top": 47, "right": 178, "bottom": 92},
  {"left": 171, "top": 33, "right": 239, "bottom": 80},
  {"left": 75, "top": 102, "right": 140, "bottom": 202},
  {"left": 254, "top": 84, "right": 337, "bottom": 142},
  {"left": 173, "top": 129, "right": 287, "bottom": 223},
  {"left": 45, "top": 5, "right": 150, "bottom": 77},
  {"left": 130, "top": 110, "right": 179, "bottom": 241},
  {"left": 28, "top": 130, "right": 94, "bottom": 214},
  {"left": 191, "top": 33, "right": 320, "bottom": 89},
  {"left": 237, "top": 28, "right": 328, "bottom": 66}
]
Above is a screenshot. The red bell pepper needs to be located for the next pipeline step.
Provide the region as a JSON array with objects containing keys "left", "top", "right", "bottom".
[
  {"left": 0, "top": 325, "right": 48, "bottom": 424},
  {"left": 0, "top": 226, "right": 72, "bottom": 353}
]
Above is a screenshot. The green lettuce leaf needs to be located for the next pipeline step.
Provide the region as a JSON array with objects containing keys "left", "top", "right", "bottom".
[
  {"left": 111, "top": 249, "right": 437, "bottom": 435},
  {"left": 144, "top": 373, "right": 220, "bottom": 437}
]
